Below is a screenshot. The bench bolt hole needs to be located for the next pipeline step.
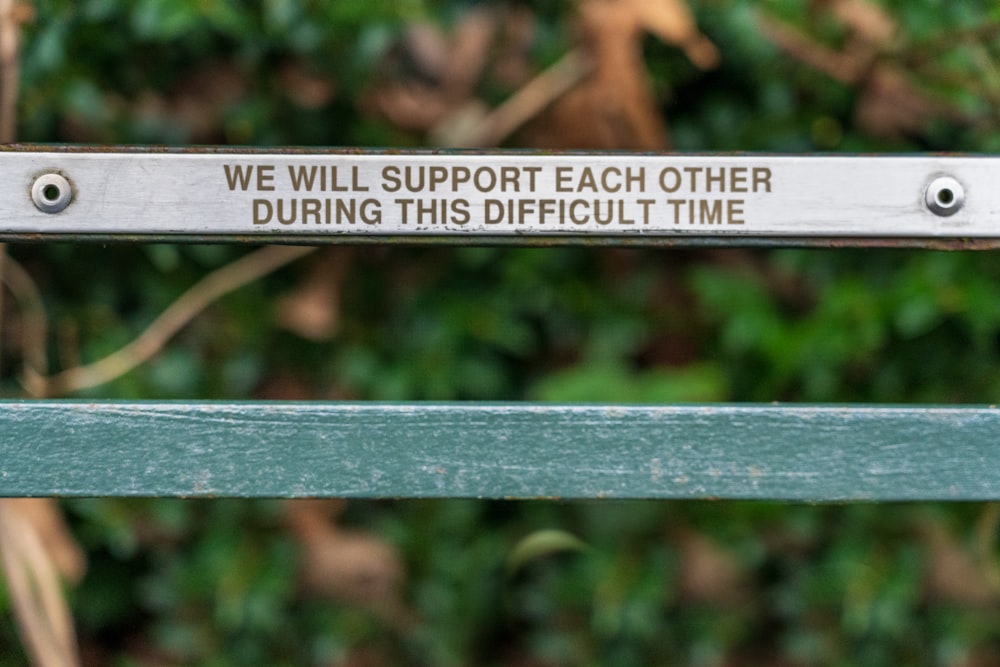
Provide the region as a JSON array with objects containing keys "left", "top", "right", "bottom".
[
  {"left": 31, "top": 173, "right": 73, "bottom": 213},
  {"left": 925, "top": 176, "right": 964, "bottom": 217}
]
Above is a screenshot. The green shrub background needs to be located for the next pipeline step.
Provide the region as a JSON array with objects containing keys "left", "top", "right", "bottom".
[{"left": 3, "top": 1, "right": 1000, "bottom": 664}]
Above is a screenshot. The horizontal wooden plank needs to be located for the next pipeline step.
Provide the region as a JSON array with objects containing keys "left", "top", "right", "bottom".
[
  {"left": 2, "top": 401, "right": 998, "bottom": 500},
  {"left": 2, "top": 147, "right": 1000, "bottom": 247}
]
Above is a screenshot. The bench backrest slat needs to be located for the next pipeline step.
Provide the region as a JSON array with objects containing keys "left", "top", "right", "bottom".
[{"left": 3, "top": 402, "right": 996, "bottom": 500}]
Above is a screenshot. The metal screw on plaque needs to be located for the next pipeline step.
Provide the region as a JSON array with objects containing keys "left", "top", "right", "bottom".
[
  {"left": 31, "top": 173, "right": 73, "bottom": 213},
  {"left": 925, "top": 176, "right": 964, "bottom": 217}
]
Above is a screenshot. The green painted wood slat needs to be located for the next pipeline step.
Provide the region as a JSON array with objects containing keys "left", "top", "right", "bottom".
[{"left": 2, "top": 401, "right": 997, "bottom": 500}]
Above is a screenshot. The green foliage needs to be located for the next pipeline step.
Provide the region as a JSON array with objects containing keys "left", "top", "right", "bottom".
[{"left": 4, "top": 0, "right": 1000, "bottom": 664}]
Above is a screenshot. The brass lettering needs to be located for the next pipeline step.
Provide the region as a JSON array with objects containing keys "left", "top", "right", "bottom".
[
  {"left": 578, "top": 167, "right": 598, "bottom": 192},
  {"left": 667, "top": 199, "right": 684, "bottom": 223},
  {"left": 554, "top": 167, "right": 643, "bottom": 193},
  {"left": 396, "top": 198, "right": 413, "bottom": 223},
  {"left": 556, "top": 167, "right": 572, "bottom": 192},
  {"left": 245, "top": 162, "right": 762, "bottom": 231},
  {"left": 593, "top": 200, "right": 613, "bottom": 225},
  {"left": 730, "top": 167, "right": 748, "bottom": 193},
  {"left": 352, "top": 167, "right": 369, "bottom": 191},
  {"left": 381, "top": 165, "right": 540, "bottom": 193},
  {"left": 429, "top": 166, "right": 449, "bottom": 191},
  {"left": 382, "top": 165, "right": 402, "bottom": 192},
  {"left": 637, "top": 199, "right": 654, "bottom": 225},
  {"left": 275, "top": 197, "right": 296, "bottom": 224},
  {"left": 666, "top": 198, "right": 745, "bottom": 224},
  {"left": 501, "top": 166, "right": 522, "bottom": 192},
  {"left": 622, "top": 167, "right": 644, "bottom": 192},
  {"left": 700, "top": 199, "right": 722, "bottom": 224},
  {"left": 452, "top": 166, "right": 471, "bottom": 189},
  {"left": 539, "top": 199, "right": 557, "bottom": 224},
  {"left": 705, "top": 168, "right": 725, "bottom": 193},
  {"left": 485, "top": 199, "right": 503, "bottom": 224},
  {"left": 683, "top": 166, "right": 702, "bottom": 192},
  {"left": 451, "top": 199, "right": 470, "bottom": 225},
  {"left": 602, "top": 168, "right": 622, "bottom": 193},
  {"left": 659, "top": 167, "right": 682, "bottom": 193},
  {"left": 753, "top": 167, "right": 772, "bottom": 193},
  {"left": 223, "top": 163, "right": 279, "bottom": 192},
  {"left": 256, "top": 165, "right": 275, "bottom": 191},
  {"left": 474, "top": 167, "right": 496, "bottom": 192},
  {"left": 288, "top": 165, "right": 319, "bottom": 191},
  {"left": 302, "top": 198, "right": 322, "bottom": 223},
  {"left": 728, "top": 199, "right": 744, "bottom": 224},
  {"left": 225, "top": 164, "right": 254, "bottom": 191},
  {"left": 360, "top": 199, "right": 381, "bottom": 224},
  {"left": 253, "top": 199, "right": 272, "bottom": 224}
]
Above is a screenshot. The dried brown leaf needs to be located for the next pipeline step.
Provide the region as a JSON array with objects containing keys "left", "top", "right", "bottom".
[
  {"left": 132, "top": 61, "right": 249, "bottom": 143},
  {"left": 949, "top": 646, "right": 1000, "bottom": 667},
  {"left": 757, "top": 11, "right": 866, "bottom": 83},
  {"left": 278, "top": 60, "right": 335, "bottom": 110},
  {"left": 854, "top": 64, "right": 957, "bottom": 139},
  {"left": 254, "top": 372, "right": 315, "bottom": 400},
  {"left": 0, "top": 498, "right": 82, "bottom": 667},
  {"left": 275, "top": 247, "right": 351, "bottom": 341},
  {"left": 445, "top": 7, "right": 496, "bottom": 96},
  {"left": 759, "top": 10, "right": 965, "bottom": 140},
  {"left": 374, "top": 0, "right": 717, "bottom": 149},
  {"left": 369, "top": 83, "right": 454, "bottom": 132},
  {"left": 401, "top": 22, "right": 452, "bottom": 84},
  {"left": 631, "top": 0, "right": 719, "bottom": 69},
  {"left": 521, "top": 0, "right": 675, "bottom": 150},
  {"left": 491, "top": 6, "right": 537, "bottom": 88},
  {"left": 824, "top": 0, "right": 896, "bottom": 45},
  {"left": 3, "top": 499, "right": 86, "bottom": 584},
  {"left": 673, "top": 526, "right": 750, "bottom": 606},
  {"left": 920, "top": 517, "right": 999, "bottom": 607},
  {"left": 436, "top": 51, "right": 590, "bottom": 148},
  {"left": 284, "top": 500, "right": 412, "bottom": 626},
  {"left": 367, "top": 10, "right": 498, "bottom": 135},
  {"left": 298, "top": 529, "right": 405, "bottom": 607}
]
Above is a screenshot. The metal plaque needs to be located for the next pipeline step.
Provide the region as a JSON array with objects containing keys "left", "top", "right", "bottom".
[{"left": 2, "top": 147, "right": 998, "bottom": 245}]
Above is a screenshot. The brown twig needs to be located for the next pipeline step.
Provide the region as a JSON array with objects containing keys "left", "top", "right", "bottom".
[
  {"left": 0, "top": 502, "right": 80, "bottom": 667},
  {"left": 0, "top": 242, "right": 6, "bottom": 377},
  {"left": 755, "top": 10, "right": 869, "bottom": 84},
  {"left": 0, "top": 251, "right": 48, "bottom": 382},
  {"left": 32, "top": 245, "right": 315, "bottom": 397},
  {"left": 910, "top": 61, "right": 1000, "bottom": 110},
  {"left": 431, "top": 49, "right": 592, "bottom": 147},
  {"left": 0, "top": 0, "right": 18, "bottom": 380},
  {"left": 0, "top": 0, "right": 23, "bottom": 143},
  {"left": 899, "top": 22, "right": 1000, "bottom": 67},
  {"left": 975, "top": 502, "right": 1000, "bottom": 592}
]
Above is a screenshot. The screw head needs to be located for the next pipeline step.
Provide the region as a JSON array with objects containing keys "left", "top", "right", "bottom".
[
  {"left": 925, "top": 176, "right": 964, "bottom": 217},
  {"left": 31, "top": 173, "right": 73, "bottom": 213}
]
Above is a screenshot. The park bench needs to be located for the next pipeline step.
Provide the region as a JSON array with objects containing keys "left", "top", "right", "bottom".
[{"left": 1, "top": 146, "right": 998, "bottom": 501}]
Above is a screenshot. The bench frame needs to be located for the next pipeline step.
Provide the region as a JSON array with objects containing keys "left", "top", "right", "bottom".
[{"left": 2, "top": 148, "right": 997, "bottom": 501}]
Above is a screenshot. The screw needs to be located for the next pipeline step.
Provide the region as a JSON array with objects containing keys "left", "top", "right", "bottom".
[
  {"left": 925, "top": 176, "right": 964, "bottom": 217},
  {"left": 31, "top": 173, "right": 73, "bottom": 213}
]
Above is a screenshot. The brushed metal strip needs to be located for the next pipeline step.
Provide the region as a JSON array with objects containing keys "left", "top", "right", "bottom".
[{"left": 1, "top": 148, "right": 996, "bottom": 242}]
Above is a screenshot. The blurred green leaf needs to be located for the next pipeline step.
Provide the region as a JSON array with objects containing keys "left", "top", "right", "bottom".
[
  {"left": 507, "top": 529, "right": 589, "bottom": 576},
  {"left": 531, "top": 361, "right": 727, "bottom": 403}
]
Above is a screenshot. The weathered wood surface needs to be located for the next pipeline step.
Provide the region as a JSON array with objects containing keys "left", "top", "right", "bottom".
[{"left": 2, "top": 401, "right": 997, "bottom": 500}]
